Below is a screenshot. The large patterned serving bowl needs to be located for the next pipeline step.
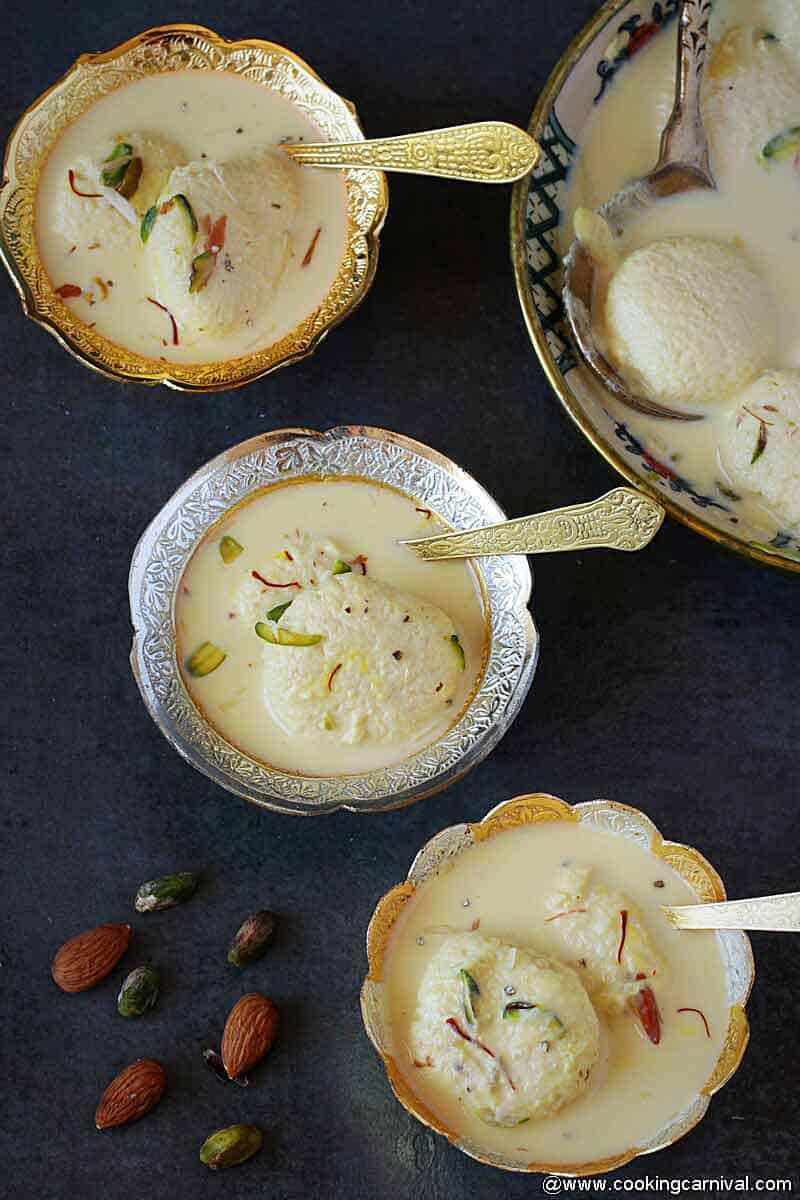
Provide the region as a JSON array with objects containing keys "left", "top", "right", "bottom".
[
  {"left": 361, "top": 792, "right": 754, "bottom": 1175},
  {"left": 0, "top": 24, "right": 387, "bottom": 391},
  {"left": 128, "top": 426, "right": 538, "bottom": 815},
  {"left": 510, "top": 0, "right": 800, "bottom": 573}
]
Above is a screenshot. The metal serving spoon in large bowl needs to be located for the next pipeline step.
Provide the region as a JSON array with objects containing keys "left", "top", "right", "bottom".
[{"left": 562, "top": 0, "right": 714, "bottom": 422}]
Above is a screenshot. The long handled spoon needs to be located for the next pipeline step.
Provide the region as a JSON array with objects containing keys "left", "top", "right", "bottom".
[
  {"left": 663, "top": 892, "right": 800, "bottom": 932},
  {"left": 281, "top": 121, "right": 539, "bottom": 183},
  {"left": 402, "top": 486, "right": 664, "bottom": 560},
  {"left": 562, "top": 0, "right": 714, "bottom": 421}
]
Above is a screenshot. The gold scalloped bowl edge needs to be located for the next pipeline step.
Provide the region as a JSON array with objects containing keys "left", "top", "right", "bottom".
[
  {"left": 360, "top": 792, "right": 754, "bottom": 1175},
  {"left": 0, "top": 24, "right": 388, "bottom": 392}
]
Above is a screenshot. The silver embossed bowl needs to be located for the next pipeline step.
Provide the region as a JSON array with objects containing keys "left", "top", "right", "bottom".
[{"left": 128, "top": 426, "right": 539, "bottom": 815}]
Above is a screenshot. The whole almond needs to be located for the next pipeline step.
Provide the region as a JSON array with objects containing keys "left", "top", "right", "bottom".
[
  {"left": 52, "top": 923, "right": 132, "bottom": 993},
  {"left": 95, "top": 1058, "right": 166, "bottom": 1130},
  {"left": 221, "top": 993, "right": 279, "bottom": 1080}
]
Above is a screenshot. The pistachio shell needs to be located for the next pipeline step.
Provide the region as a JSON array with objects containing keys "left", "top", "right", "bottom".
[
  {"left": 228, "top": 910, "right": 277, "bottom": 967},
  {"left": 202, "top": 1048, "right": 249, "bottom": 1088},
  {"left": 134, "top": 871, "right": 198, "bottom": 913},
  {"left": 199, "top": 1124, "right": 263, "bottom": 1170},
  {"left": 117, "top": 964, "right": 159, "bottom": 1017}
]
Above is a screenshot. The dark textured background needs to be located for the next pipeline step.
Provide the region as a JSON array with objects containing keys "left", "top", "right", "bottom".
[{"left": 1, "top": 2, "right": 797, "bottom": 1197}]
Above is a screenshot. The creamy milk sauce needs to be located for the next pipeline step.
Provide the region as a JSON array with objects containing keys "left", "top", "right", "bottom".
[
  {"left": 36, "top": 72, "right": 347, "bottom": 363},
  {"left": 383, "top": 823, "right": 729, "bottom": 1166},
  {"left": 176, "top": 479, "right": 488, "bottom": 775},
  {"left": 562, "top": 0, "right": 799, "bottom": 537}
]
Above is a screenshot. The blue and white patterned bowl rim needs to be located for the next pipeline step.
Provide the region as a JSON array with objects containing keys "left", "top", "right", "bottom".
[{"left": 515, "top": 0, "right": 800, "bottom": 567}]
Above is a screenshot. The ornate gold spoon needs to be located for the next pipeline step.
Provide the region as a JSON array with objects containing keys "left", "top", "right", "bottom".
[
  {"left": 281, "top": 121, "right": 539, "bottom": 183},
  {"left": 562, "top": 0, "right": 714, "bottom": 422},
  {"left": 402, "top": 486, "right": 663, "bottom": 560},
  {"left": 663, "top": 892, "right": 800, "bottom": 932}
]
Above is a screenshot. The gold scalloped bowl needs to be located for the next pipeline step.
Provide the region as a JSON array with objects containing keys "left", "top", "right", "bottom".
[
  {"left": 0, "top": 25, "right": 387, "bottom": 391},
  {"left": 361, "top": 793, "right": 754, "bottom": 1175}
]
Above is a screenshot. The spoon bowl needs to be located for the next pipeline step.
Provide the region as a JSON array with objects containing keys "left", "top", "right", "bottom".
[{"left": 562, "top": 0, "right": 714, "bottom": 422}]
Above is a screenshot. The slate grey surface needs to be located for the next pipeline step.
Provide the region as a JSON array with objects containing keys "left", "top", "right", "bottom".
[{"left": 1, "top": 1, "right": 797, "bottom": 1197}]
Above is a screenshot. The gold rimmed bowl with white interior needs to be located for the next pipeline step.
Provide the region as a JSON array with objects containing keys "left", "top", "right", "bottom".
[
  {"left": 128, "top": 426, "right": 538, "bottom": 815},
  {"left": 361, "top": 791, "right": 754, "bottom": 1175},
  {"left": 0, "top": 24, "right": 387, "bottom": 391}
]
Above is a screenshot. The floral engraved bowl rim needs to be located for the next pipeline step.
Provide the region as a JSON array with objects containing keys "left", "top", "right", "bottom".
[
  {"left": 128, "top": 426, "right": 539, "bottom": 816},
  {"left": 0, "top": 23, "right": 388, "bottom": 392},
  {"left": 508, "top": 0, "right": 800, "bottom": 574},
  {"left": 360, "top": 791, "right": 754, "bottom": 1176}
]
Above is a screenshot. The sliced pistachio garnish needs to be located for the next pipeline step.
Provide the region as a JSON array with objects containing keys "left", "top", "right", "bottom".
[
  {"left": 254, "top": 622, "right": 323, "bottom": 647},
  {"left": 762, "top": 126, "right": 800, "bottom": 162},
  {"left": 189, "top": 250, "right": 215, "bottom": 294},
  {"left": 101, "top": 143, "right": 143, "bottom": 199},
  {"left": 117, "top": 157, "right": 142, "bottom": 199},
  {"left": 266, "top": 600, "right": 293, "bottom": 622},
  {"left": 219, "top": 535, "right": 243, "bottom": 564},
  {"left": 187, "top": 641, "right": 226, "bottom": 676},
  {"left": 332, "top": 559, "right": 352, "bottom": 575},
  {"left": 502, "top": 1002, "right": 565, "bottom": 1038},
  {"left": 101, "top": 142, "right": 133, "bottom": 187},
  {"left": 140, "top": 205, "right": 158, "bottom": 243},
  {"left": 173, "top": 193, "right": 198, "bottom": 236},
  {"left": 448, "top": 633, "right": 466, "bottom": 670},
  {"left": 459, "top": 969, "right": 480, "bottom": 1025}
]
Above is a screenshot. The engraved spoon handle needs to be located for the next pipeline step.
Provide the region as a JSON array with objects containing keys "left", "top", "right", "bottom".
[
  {"left": 281, "top": 122, "right": 540, "bottom": 183},
  {"left": 663, "top": 892, "right": 800, "bottom": 932},
  {"left": 655, "top": 0, "right": 712, "bottom": 176},
  {"left": 401, "top": 487, "right": 664, "bottom": 560}
]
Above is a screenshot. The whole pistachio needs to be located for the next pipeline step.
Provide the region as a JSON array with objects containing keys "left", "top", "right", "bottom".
[
  {"left": 117, "top": 964, "right": 160, "bottom": 1017},
  {"left": 227, "top": 910, "right": 277, "bottom": 967},
  {"left": 134, "top": 871, "right": 198, "bottom": 913},
  {"left": 199, "top": 1124, "right": 263, "bottom": 1170}
]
